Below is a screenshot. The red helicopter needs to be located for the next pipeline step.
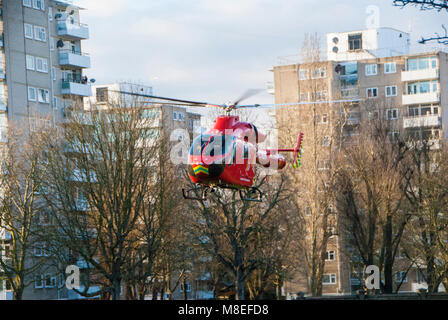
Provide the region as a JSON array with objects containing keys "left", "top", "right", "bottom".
[{"left": 114, "top": 90, "right": 358, "bottom": 202}]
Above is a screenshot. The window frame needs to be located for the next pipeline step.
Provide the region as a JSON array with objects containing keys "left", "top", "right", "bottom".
[
  {"left": 365, "top": 64, "right": 378, "bottom": 76},
  {"left": 23, "top": 0, "right": 32, "bottom": 7},
  {"left": 26, "top": 55, "right": 35, "bottom": 71},
  {"left": 37, "top": 88, "right": 50, "bottom": 103},
  {"left": 366, "top": 87, "right": 378, "bottom": 98},
  {"left": 35, "top": 57, "right": 48, "bottom": 73},
  {"left": 34, "top": 26, "right": 47, "bottom": 42},
  {"left": 34, "top": 275, "right": 44, "bottom": 289},
  {"left": 28, "top": 86, "right": 37, "bottom": 101},
  {"left": 348, "top": 33, "right": 362, "bottom": 51},
  {"left": 24, "top": 23, "right": 34, "bottom": 39},
  {"left": 384, "top": 62, "right": 397, "bottom": 74},
  {"left": 386, "top": 108, "right": 399, "bottom": 120},
  {"left": 322, "top": 273, "right": 337, "bottom": 285},
  {"left": 298, "top": 69, "right": 308, "bottom": 80},
  {"left": 325, "top": 250, "right": 336, "bottom": 261},
  {"left": 386, "top": 85, "right": 398, "bottom": 97}
]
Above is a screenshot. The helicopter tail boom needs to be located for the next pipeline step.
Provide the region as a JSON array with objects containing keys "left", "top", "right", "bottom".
[{"left": 262, "top": 132, "right": 304, "bottom": 169}]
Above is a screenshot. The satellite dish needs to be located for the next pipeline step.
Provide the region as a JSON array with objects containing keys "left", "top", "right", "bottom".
[
  {"left": 56, "top": 40, "right": 64, "bottom": 48},
  {"left": 335, "top": 64, "right": 343, "bottom": 73},
  {"left": 332, "top": 46, "right": 339, "bottom": 53},
  {"left": 70, "top": 10, "right": 75, "bottom": 15},
  {"left": 333, "top": 37, "right": 339, "bottom": 44},
  {"left": 89, "top": 79, "right": 96, "bottom": 83}
]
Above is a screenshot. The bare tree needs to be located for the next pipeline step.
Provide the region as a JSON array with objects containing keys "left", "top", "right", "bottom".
[
  {"left": 189, "top": 175, "right": 289, "bottom": 300},
  {"left": 42, "top": 101, "right": 161, "bottom": 300},
  {"left": 335, "top": 115, "right": 411, "bottom": 294},
  {"left": 401, "top": 140, "right": 448, "bottom": 292},
  {"left": 0, "top": 127, "right": 49, "bottom": 299},
  {"left": 393, "top": 0, "right": 448, "bottom": 45}
]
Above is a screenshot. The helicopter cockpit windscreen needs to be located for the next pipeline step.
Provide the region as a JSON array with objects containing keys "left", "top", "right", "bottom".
[{"left": 190, "top": 134, "right": 234, "bottom": 157}]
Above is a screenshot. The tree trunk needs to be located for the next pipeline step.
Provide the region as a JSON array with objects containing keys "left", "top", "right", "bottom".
[{"left": 383, "top": 214, "right": 393, "bottom": 294}]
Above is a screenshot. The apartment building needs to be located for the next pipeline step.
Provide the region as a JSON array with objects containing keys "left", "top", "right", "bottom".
[
  {"left": 0, "top": 0, "right": 90, "bottom": 300},
  {"left": 85, "top": 82, "right": 202, "bottom": 144},
  {"left": 85, "top": 83, "right": 207, "bottom": 300},
  {"left": 271, "top": 27, "right": 448, "bottom": 297}
]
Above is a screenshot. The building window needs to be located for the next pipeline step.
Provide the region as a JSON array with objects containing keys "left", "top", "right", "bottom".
[
  {"left": 322, "top": 113, "right": 328, "bottom": 124},
  {"left": 96, "top": 87, "right": 109, "bottom": 103},
  {"left": 36, "top": 57, "right": 48, "bottom": 73},
  {"left": 407, "top": 56, "right": 437, "bottom": 71},
  {"left": 305, "top": 206, "right": 311, "bottom": 216},
  {"left": 318, "top": 160, "right": 330, "bottom": 171},
  {"left": 298, "top": 70, "right": 308, "bottom": 80},
  {"left": 322, "top": 136, "right": 330, "bottom": 147},
  {"left": 395, "top": 271, "right": 408, "bottom": 283},
  {"left": 34, "top": 275, "right": 44, "bottom": 289},
  {"left": 299, "top": 92, "right": 308, "bottom": 101},
  {"left": 311, "top": 68, "right": 327, "bottom": 79},
  {"left": 28, "top": 87, "right": 37, "bottom": 101},
  {"left": 384, "top": 62, "right": 396, "bottom": 74},
  {"left": 23, "top": 0, "right": 32, "bottom": 7},
  {"left": 386, "top": 85, "right": 397, "bottom": 97},
  {"left": 37, "top": 89, "right": 50, "bottom": 103},
  {"left": 180, "top": 282, "right": 191, "bottom": 293},
  {"left": 45, "top": 274, "right": 57, "bottom": 288},
  {"left": 174, "top": 112, "right": 184, "bottom": 121},
  {"left": 348, "top": 34, "right": 362, "bottom": 51},
  {"left": 389, "top": 131, "right": 400, "bottom": 142},
  {"left": 365, "top": 64, "right": 377, "bottom": 76},
  {"left": 33, "top": 0, "right": 45, "bottom": 10},
  {"left": 26, "top": 55, "right": 35, "bottom": 70},
  {"left": 34, "top": 26, "right": 47, "bottom": 42},
  {"left": 322, "top": 274, "right": 337, "bottom": 285},
  {"left": 325, "top": 250, "right": 336, "bottom": 261},
  {"left": 366, "top": 87, "right": 378, "bottom": 98},
  {"left": 24, "top": 23, "right": 34, "bottom": 39},
  {"left": 386, "top": 108, "right": 399, "bottom": 120},
  {"left": 53, "top": 96, "right": 58, "bottom": 109},
  {"left": 407, "top": 80, "right": 438, "bottom": 95}
]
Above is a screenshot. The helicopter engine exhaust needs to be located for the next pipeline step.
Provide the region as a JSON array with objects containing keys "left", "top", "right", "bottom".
[{"left": 256, "top": 151, "right": 287, "bottom": 170}]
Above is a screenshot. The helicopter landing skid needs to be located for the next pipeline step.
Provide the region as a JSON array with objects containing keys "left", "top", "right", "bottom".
[
  {"left": 182, "top": 186, "right": 211, "bottom": 201},
  {"left": 239, "top": 187, "right": 263, "bottom": 202}
]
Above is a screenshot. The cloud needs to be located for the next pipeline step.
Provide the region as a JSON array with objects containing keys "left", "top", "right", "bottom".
[
  {"left": 78, "top": 0, "right": 446, "bottom": 109},
  {"left": 77, "top": 0, "right": 128, "bottom": 18}
]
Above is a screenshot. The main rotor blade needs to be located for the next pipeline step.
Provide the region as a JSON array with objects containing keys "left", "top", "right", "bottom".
[
  {"left": 112, "top": 91, "right": 223, "bottom": 108},
  {"left": 238, "top": 98, "right": 362, "bottom": 109},
  {"left": 233, "top": 89, "right": 263, "bottom": 106}
]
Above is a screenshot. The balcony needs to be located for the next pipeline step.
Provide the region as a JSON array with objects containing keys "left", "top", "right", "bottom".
[
  {"left": 57, "top": 20, "right": 89, "bottom": 40},
  {"left": 59, "top": 50, "right": 91, "bottom": 69},
  {"left": 403, "top": 115, "right": 441, "bottom": 129},
  {"left": 402, "top": 92, "right": 439, "bottom": 105},
  {"left": 61, "top": 80, "right": 92, "bottom": 97},
  {"left": 402, "top": 68, "right": 439, "bottom": 82}
]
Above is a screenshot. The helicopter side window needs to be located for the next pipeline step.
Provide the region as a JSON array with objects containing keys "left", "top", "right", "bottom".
[
  {"left": 243, "top": 144, "right": 249, "bottom": 160},
  {"left": 190, "top": 134, "right": 211, "bottom": 156},
  {"left": 203, "top": 135, "right": 234, "bottom": 157}
]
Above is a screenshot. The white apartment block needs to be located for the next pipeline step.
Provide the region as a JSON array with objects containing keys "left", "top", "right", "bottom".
[{"left": 0, "top": 0, "right": 90, "bottom": 300}]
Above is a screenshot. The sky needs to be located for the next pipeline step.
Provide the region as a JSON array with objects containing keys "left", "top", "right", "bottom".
[{"left": 76, "top": 0, "right": 445, "bottom": 108}]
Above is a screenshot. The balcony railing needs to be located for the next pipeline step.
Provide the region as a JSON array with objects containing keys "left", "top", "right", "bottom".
[
  {"left": 402, "top": 68, "right": 439, "bottom": 82},
  {"left": 61, "top": 78, "right": 92, "bottom": 97},
  {"left": 402, "top": 92, "right": 439, "bottom": 105},
  {"left": 403, "top": 114, "right": 441, "bottom": 129},
  {"left": 59, "top": 50, "right": 91, "bottom": 69},
  {"left": 57, "top": 20, "right": 89, "bottom": 40}
]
